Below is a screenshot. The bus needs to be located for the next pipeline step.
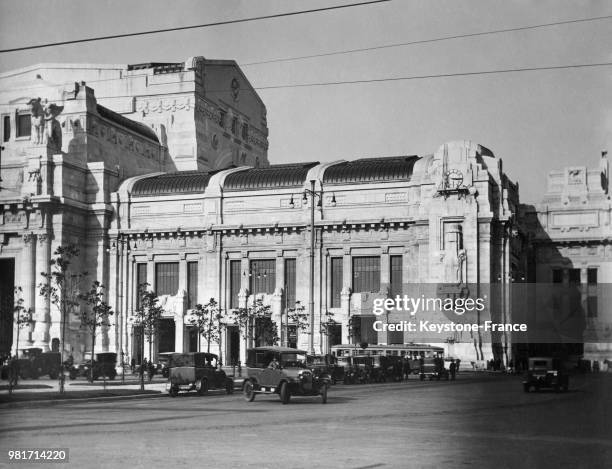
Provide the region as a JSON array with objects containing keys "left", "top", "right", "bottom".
[{"left": 330, "top": 343, "right": 444, "bottom": 360}]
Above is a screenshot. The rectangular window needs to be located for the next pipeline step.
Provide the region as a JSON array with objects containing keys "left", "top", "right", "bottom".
[
  {"left": 330, "top": 257, "right": 343, "bottom": 308},
  {"left": 568, "top": 268, "right": 581, "bottom": 285},
  {"left": 285, "top": 258, "right": 296, "bottom": 307},
  {"left": 229, "top": 260, "right": 241, "bottom": 309},
  {"left": 16, "top": 113, "right": 31, "bottom": 138},
  {"left": 231, "top": 117, "right": 238, "bottom": 134},
  {"left": 587, "top": 268, "right": 597, "bottom": 285},
  {"left": 250, "top": 259, "right": 276, "bottom": 294},
  {"left": 242, "top": 123, "right": 249, "bottom": 140},
  {"left": 552, "top": 269, "right": 563, "bottom": 284},
  {"left": 390, "top": 255, "right": 403, "bottom": 298},
  {"left": 187, "top": 261, "right": 198, "bottom": 309},
  {"left": 2, "top": 115, "right": 10, "bottom": 142},
  {"left": 155, "top": 262, "right": 179, "bottom": 296},
  {"left": 219, "top": 110, "right": 226, "bottom": 129},
  {"left": 352, "top": 256, "right": 380, "bottom": 293},
  {"left": 587, "top": 296, "right": 598, "bottom": 318},
  {"left": 136, "top": 263, "right": 147, "bottom": 308}
]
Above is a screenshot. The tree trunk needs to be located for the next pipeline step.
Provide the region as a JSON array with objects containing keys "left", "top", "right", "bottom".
[{"left": 90, "top": 324, "right": 96, "bottom": 383}]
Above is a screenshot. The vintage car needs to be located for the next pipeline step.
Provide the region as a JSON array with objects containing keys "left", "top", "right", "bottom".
[
  {"left": 419, "top": 357, "right": 449, "bottom": 381},
  {"left": 523, "top": 357, "right": 569, "bottom": 393},
  {"left": 166, "top": 352, "right": 233, "bottom": 397},
  {"left": 78, "top": 352, "right": 118, "bottom": 381},
  {"left": 15, "top": 348, "right": 62, "bottom": 379},
  {"left": 156, "top": 352, "right": 173, "bottom": 378},
  {"left": 243, "top": 347, "right": 330, "bottom": 404},
  {"left": 306, "top": 354, "right": 344, "bottom": 385}
]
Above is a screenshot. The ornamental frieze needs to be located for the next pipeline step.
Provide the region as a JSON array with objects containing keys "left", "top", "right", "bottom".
[{"left": 88, "top": 115, "right": 159, "bottom": 161}]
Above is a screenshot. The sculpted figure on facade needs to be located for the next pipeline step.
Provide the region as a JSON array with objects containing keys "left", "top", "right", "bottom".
[
  {"left": 43, "top": 99, "right": 63, "bottom": 150},
  {"left": 443, "top": 223, "right": 466, "bottom": 284},
  {"left": 28, "top": 98, "right": 45, "bottom": 144}
]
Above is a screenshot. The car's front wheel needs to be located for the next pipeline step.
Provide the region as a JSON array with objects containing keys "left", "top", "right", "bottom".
[
  {"left": 197, "top": 378, "right": 208, "bottom": 396},
  {"left": 243, "top": 380, "right": 256, "bottom": 402},
  {"left": 320, "top": 384, "right": 328, "bottom": 404},
  {"left": 279, "top": 382, "right": 290, "bottom": 405}
]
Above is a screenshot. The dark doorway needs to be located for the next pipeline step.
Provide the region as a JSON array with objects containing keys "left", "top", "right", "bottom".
[
  {"left": 158, "top": 318, "right": 175, "bottom": 354},
  {"left": 187, "top": 326, "right": 198, "bottom": 352},
  {"left": 0, "top": 258, "right": 15, "bottom": 356},
  {"left": 226, "top": 325, "right": 240, "bottom": 365},
  {"left": 133, "top": 325, "right": 143, "bottom": 364}
]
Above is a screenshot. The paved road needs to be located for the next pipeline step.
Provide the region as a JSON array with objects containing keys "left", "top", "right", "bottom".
[{"left": 0, "top": 373, "right": 610, "bottom": 469}]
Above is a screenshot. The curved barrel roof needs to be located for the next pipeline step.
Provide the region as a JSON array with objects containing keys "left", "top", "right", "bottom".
[
  {"left": 131, "top": 170, "right": 215, "bottom": 197},
  {"left": 224, "top": 162, "right": 319, "bottom": 192},
  {"left": 323, "top": 156, "right": 419, "bottom": 184}
]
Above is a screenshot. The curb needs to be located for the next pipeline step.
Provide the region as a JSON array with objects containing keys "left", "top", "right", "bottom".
[{"left": 0, "top": 391, "right": 166, "bottom": 408}]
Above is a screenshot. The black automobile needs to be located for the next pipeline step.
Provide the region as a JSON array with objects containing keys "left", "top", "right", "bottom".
[
  {"left": 78, "top": 352, "right": 118, "bottom": 381},
  {"left": 166, "top": 352, "right": 233, "bottom": 397},
  {"left": 306, "top": 354, "right": 344, "bottom": 385},
  {"left": 156, "top": 352, "right": 173, "bottom": 378},
  {"left": 523, "top": 357, "right": 569, "bottom": 393},
  {"left": 15, "top": 348, "right": 62, "bottom": 379}
]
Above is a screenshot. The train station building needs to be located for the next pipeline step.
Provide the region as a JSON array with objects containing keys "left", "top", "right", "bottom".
[{"left": 0, "top": 57, "right": 609, "bottom": 369}]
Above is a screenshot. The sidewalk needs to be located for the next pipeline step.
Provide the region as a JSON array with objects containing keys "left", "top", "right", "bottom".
[{"left": 0, "top": 375, "right": 245, "bottom": 406}]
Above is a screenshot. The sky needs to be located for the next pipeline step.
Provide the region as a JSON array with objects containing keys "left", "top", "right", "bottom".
[{"left": 0, "top": 0, "right": 610, "bottom": 203}]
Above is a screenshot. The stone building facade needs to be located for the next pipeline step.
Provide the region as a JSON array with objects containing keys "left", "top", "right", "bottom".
[
  {"left": 519, "top": 151, "right": 612, "bottom": 369},
  {"left": 0, "top": 58, "right": 268, "bottom": 361},
  {"left": 107, "top": 139, "right": 517, "bottom": 366}
]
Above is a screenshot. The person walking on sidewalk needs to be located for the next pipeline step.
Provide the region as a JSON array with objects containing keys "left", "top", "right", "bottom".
[{"left": 449, "top": 359, "right": 457, "bottom": 381}]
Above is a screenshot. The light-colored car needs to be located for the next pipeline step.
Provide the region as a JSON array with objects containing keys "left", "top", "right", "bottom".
[{"left": 243, "top": 347, "right": 330, "bottom": 404}]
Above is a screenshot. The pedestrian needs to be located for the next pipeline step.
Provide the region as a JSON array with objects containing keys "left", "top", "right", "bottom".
[
  {"left": 141, "top": 358, "right": 147, "bottom": 378},
  {"left": 131, "top": 357, "right": 136, "bottom": 373},
  {"left": 449, "top": 359, "right": 457, "bottom": 380},
  {"left": 455, "top": 358, "right": 461, "bottom": 374},
  {"left": 147, "top": 360, "right": 155, "bottom": 382}
]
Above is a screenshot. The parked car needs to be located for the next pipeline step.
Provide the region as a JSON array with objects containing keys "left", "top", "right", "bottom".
[
  {"left": 166, "top": 352, "right": 233, "bottom": 397},
  {"left": 243, "top": 346, "right": 330, "bottom": 404},
  {"left": 15, "top": 348, "right": 62, "bottom": 379},
  {"left": 78, "top": 352, "right": 117, "bottom": 381},
  {"left": 307, "top": 354, "right": 344, "bottom": 384},
  {"left": 523, "top": 357, "right": 569, "bottom": 393},
  {"left": 156, "top": 352, "right": 173, "bottom": 378},
  {"left": 419, "top": 357, "right": 449, "bottom": 381}
]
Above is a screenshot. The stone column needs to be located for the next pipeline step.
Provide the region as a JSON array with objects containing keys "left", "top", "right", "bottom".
[
  {"left": 21, "top": 233, "right": 36, "bottom": 346},
  {"left": 340, "top": 286, "right": 351, "bottom": 344},
  {"left": 174, "top": 290, "right": 186, "bottom": 353},
  {"left": 33, "top": 233, "right": 51, "bottom": 351}
]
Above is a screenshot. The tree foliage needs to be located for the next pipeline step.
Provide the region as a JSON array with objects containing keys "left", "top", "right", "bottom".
[
  {"left": 39, "top": 244, "right": 87, "bottom": 393},
  {"left": 187, "top": 298, "right": 221, "bottom": 352},
  {"left": 79, "top": 281, "right": 114, "bottom": 382},
  {"left": 232, "top": 297, "right": 278, "bottom": 346}
]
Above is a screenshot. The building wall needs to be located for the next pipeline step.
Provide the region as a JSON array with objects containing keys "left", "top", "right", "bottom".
[
  {"left": 520, "top": 152, "right": 612, "bottom": 368},
  {"left": 107, "top": 140, "right": 516, "bottom": 366}
]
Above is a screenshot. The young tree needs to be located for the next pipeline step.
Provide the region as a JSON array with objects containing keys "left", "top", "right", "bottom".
[
  {"left": 39, "top": 245, "right": 87, "bottom": 394},
  {"left": 79, "top": 281, "right": 114, "bottom": 383},
  {"left": 10, "top": 287, "right": 34, "bottom": 391},
  {"left": 319, "top": 310, "right": 336, "bottom": 354},
  {"left": 187, "top": 298, "right": 220, "bottom": 353},
  {"left": 288, "top": 300, "right": 309, "bottom": 349},
  {"left": 131, "top": 283, "right": 164, "bottom": 391},
  {"left": 232, "top": 297, "right": 278, "bottom": 349}
]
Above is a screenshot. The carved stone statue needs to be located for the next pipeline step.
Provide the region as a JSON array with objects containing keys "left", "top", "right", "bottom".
[
  {"left": 28, "top": 98, "right": 44, "bottom": 144},
  {"left": 43, "top": 99, "right": 63, "bottom": 149}
]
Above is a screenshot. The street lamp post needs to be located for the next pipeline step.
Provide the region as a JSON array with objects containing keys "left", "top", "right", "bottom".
[{"left": 289, "top": 180, "right": 336, "bottom": 355}]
